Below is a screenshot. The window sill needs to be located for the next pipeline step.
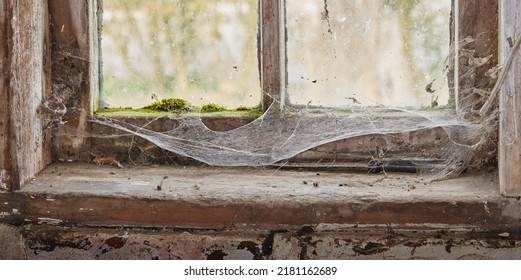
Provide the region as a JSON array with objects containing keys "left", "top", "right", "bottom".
[{"left": 0, "top": 163, "right": 519, "bottom": 230}]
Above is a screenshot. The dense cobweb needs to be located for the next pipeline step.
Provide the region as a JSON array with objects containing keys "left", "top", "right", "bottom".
[{"left": 82, "top": 0, "right": 516, "bottom": 181}]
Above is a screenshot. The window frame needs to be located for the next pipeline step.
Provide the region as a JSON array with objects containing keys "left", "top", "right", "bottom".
[
  {"left": 1, "top": 0, "right": 519, "bottom": 198},
  {"left": 3, "top": 0, "right": 521, "bottom": 233},
  {"left": 92, "top": 0, "right": 496, "bottom": 174}
]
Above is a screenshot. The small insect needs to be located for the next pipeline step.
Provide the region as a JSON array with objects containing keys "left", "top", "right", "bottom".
[
  {"left": 369, "top": 145, "right": 387, "bottom": 174},
  {"left": 425, "top": 79, "right": 436, "bottom": 94},
  {"left": 347, "top": 97, "right": 361, "bottom": 105}
]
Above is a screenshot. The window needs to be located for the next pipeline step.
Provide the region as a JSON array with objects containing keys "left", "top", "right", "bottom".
[
  {"left": 2, "top": 0, "right": 521, "bottom": 236},
  {"left": 101, "top": 0, "right": 261, "bottom": 109},
  {"left": 93, "top": 0, "right": 488, "bottom": 181},
  {"left": 100, "top": 0, "right": 453, "bottom": 110},
  {"left": 285, "top": 0, "right": 451, "bottom": 108},
  {"left": 0, "top": 0, "right": 510, "bottom": 191}
]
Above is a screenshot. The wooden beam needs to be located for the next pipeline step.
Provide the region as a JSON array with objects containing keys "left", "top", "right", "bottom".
[
  {"left": 0, "top": 163, "right": 516, "bottom": 229},
  {"left": 499, "top": 0, "right": 521, "bottom": 197},
  {"left": 48, "top": 0, "right": 93, "bottom": 162},
  {"left": 0, "top": 1, "right": 51, "bottom": 190},
  {"left": 457, "top": 0, "right": 499, "bottom": 112},
  {"left": 0, "top": 0, "right": 13, "bottom": 190},
  {"left": 260, "top": 0, "right": 284, "bottom": 112}
]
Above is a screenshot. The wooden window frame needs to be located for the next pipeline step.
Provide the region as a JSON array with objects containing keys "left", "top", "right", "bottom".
[
  {"left": 0, "top": 0, "right": 519, "bottom": 198},
  {"left": 3, "top": 0, "right": 521, "bottom": 231},
  {"left": 92, "top": 1, "right": 502, "bottom": 175}
]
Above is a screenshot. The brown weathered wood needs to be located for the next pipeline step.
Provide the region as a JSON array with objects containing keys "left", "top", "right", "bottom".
[
  {"left": 457, "top": 0, "right": 499, "bottom": 112},
  {"left": 42, "top": 0, "right": 53, "bottom": 173},
  {"left": 1, "top": 163, "right": 517, "bottom": 229},
  {"left": 499, "top": 0, "right": 521, "bottom": 197},
  {"left": 0, "top": 0, "right": 12, "bottom": 190},
  {"left": 48, "top": 0, "right": 93, "bottom": 162},
  {"left": 260, "top": 0, "right": 283, "bottom": 111},
  {"left": 0, "top": 1, "right": 51, "bottom": 190}
]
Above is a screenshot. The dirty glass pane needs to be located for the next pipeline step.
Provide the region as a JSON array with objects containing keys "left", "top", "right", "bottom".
[
  {"left": 102, "top": 0, "right": 260, "bottom": 109},
  {"left": 286, "top": 0, "right": 451, "bottom": 108}
]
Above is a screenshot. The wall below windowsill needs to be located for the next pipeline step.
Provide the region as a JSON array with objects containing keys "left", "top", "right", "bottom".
[{"left": 0, "top": 163, "right": 519, "bottom": 230}]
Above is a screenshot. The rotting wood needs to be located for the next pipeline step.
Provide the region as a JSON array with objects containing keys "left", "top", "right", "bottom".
[
  {"left": 42, "top": 0, "right": 53, "bottom": 176},
  {"left": 48, "top": 0, "right": 93, "bottom": 162},
  {"left": 0, "top": 162, "right": 516, "bottom": 229},
  {"left": 453, "top": 0, "right": 500, "bottom": 170},
  {"left": 11, "top": 224, "right": 521, "bottom": 260},
  {"left": 0, "top": 190, "right": 511, "bottom": 229},
  {"left": 1, "top": 1, "right": 51, "bottom": 190},
  {"left": 0, "top": 0, "right": 12, "bottom": 189},
  {"left": 499, "top": 0, "right": 521, "bottom": 197},
  {"left": 457, "top": 0, "right": 499, "bottom": 112}
]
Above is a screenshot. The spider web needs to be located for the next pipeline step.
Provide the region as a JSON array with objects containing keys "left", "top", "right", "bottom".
[{"left": 49, "top": 0, "right": 513, "bottom": 181}]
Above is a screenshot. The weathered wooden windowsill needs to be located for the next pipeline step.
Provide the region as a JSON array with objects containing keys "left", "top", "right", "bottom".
[{"left": 0, "top": 163, "right": 519, "bottom": 230}]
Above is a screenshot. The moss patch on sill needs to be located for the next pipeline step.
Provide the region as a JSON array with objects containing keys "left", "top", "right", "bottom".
[{"left": 96, "top": 98, "right": 263, "bottom": 118}]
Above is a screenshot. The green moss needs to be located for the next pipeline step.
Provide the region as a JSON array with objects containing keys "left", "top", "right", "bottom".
[
  {"left": 96, "top": 107, "right": 162, "bottom": 115},
  {"left": 96, "top": 100, "right": 264, "bottom": 118},
  {"left": 233, "top": 104, "right": 262, "bottom": 115},
  {"left": 201, "top": 103, "right": 228, "bottom": 113},
  {"left": 143, "top": 98, "right": 194, "bottom": 112}
]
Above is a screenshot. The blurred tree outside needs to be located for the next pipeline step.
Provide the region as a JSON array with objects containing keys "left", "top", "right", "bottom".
[
  {"left": 102, "top": 0, "right": 451, "bottom": 109},
  {"left": 102, "top": 0, "right": 260, "bottom": 108},
  {"left": 286, "top": 0, "right": 451, "bottom": 108}
]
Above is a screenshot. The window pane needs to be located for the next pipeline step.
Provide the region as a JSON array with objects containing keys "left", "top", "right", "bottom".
[
  {"left": 286, "top": 0, "right": 451, "bottom": 108},
  {"left": 102, "top": 0, "right": 260, "bottom": 108}
]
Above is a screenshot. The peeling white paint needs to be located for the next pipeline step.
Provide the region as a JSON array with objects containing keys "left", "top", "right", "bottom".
[
  {"left": 0, "top": 170, "right": 7, "bottom": 190},
  {"left": 0, "top": 212, "right": 10, "bottom": 218},
  {"left": 483, "top": 201, "right": 490, "bottom": 214},
  {"left": 0, "top": 208, "right": 21, "bottom": 218},
  {"left": 38, "top": 217, "right": 63, "bottom": 225}
]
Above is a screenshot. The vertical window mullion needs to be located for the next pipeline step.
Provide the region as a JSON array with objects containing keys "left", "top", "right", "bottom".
[{"left": 260, "top": 0, "right": 284, "bottom": 112}]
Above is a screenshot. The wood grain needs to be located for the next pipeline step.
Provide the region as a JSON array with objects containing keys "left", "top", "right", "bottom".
[
  {"left": 48, "top": 0, "right": 93, "bottom": 162},
  {"left": 499, "top": 0, "right": 521, "bottom": 197},
  {"left": 0, "top": 1, "right": 51, "bottom": 190},
  {"left": 1, "top": 163, "right": 514, "bottom": 229},
  {"left": 0, "top": 0, "right": 13, "bottom": 189},
  {"left": 260, "top": 0, "right": 282, "bottom": 111},
  {"left": 457, "top": 0, "right": 499, "bottom": 112}
]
